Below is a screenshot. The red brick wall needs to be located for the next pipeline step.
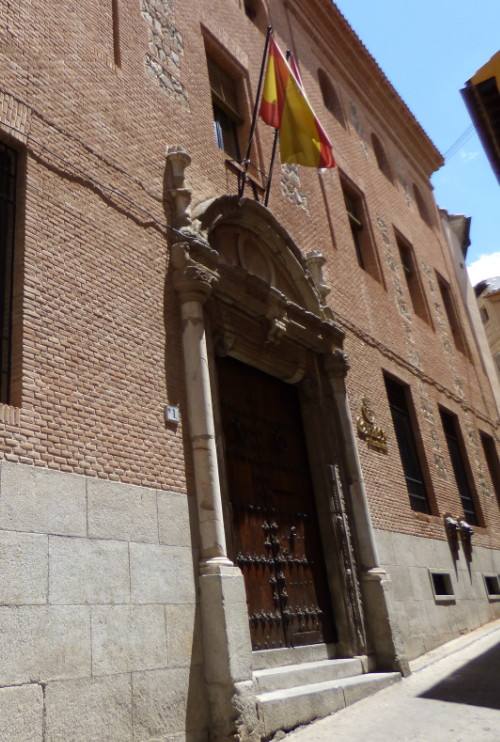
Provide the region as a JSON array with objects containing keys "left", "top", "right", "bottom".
[{"left": 0, "top": 0, "right": 497, "bottom": 545}]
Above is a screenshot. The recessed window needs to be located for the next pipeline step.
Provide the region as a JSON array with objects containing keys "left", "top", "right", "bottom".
[
  {"left": 480, "top": 431, "right": 499, "bottom": 504},
  {"left": 318, "top": 69, "right": 345, "bottom": 127},
  {"left": 243, "top": 0, "right": 267, "bottom": 31},
  {"left": 206, "top": 54, "right": 244, "bottom": 162},
  {"left": 384, "top": 375, "right": 431, "bottom": 514},
  {"left": 371, "top": 133, "right": 393, "bottom": 181},
  {"left": 413, "top": 183, "right": 433, "bottom": 227},
  {"left": 340, "top": 174, "right": 381, "bottom": 281},
  {"left": 0, "top": 141, "right": 18, "bottom": 405},
  {"left": 483, "top": 574, "right": 500, "bottom": 600},
  {"left": 430, "top": 571, "right": 455, "bottom": 602},
  {"left": 395, "top": 231, "right": 430, "bottom": 323},
  {"left": 439, "top": 407, "right": 480, "bottom": 526},
  {"left": 436, "top": 272, "right": 468, "bottom": 356},
  {"left": 479, "top": 306, "right": 489, "bottom": 323}
]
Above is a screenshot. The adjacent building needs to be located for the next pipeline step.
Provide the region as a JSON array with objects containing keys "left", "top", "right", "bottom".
[
  {"left": 462, "top": 50, "right": 500, "bottom": 182},
  {"left": 475, "top": 276, "right": 500, "bottom": 382},
  {"left": 0, "top": 1, "right": 499, "bottom": 740}
]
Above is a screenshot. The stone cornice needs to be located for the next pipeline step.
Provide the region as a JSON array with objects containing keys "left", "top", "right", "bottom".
[{"left": 283, "top": 0, "right": 444, "bottom": 179}]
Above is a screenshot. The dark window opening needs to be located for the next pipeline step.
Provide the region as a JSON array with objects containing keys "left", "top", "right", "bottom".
[
  {"left": 371, "top": 133, "right": 393, "bottom": 181},
  {"left": 439, "top": 408, "right": 479, "bottom": 525},
  {"left": 431, "top": 572, "right": 454, "bottom": 597},
  {"left": 413, "top": 183, "right": 433, "bottom": 227},
  {"left": 318, "top": 69, "right": 345, "bottom": 127},
  {"left": 480, "top": 306, "right": 489, "bottom": 323},
  {"left": 207, "top": 55, "right": 244, "bottom": 161},
  {"left": 436, "top": 272, "right": 468, "bottom": 356},
  {"left": 480, "top": 432, "right": 499, "bottom": 503},
  {"left": 111, "top": 0, "right": 121, "bottom": 67},
  {"left": 396, "top": 231, "right": 430, "bottom": 322},
  {"left": 384, "top": 375, "right": 431, "bottom": 514},
  {"left": 0, "top": 141, "right": 17, "bottom": 405},
  {"left": 213, "top": 104, "right": 241, "bottom": 161},
  {"left": 243, "top": 0, "right": 267, "bottom": 31},
  {"left": 340, "top": 175, "right": 380, "bottom": 280},
  {"left": 484, "top": 575, "right": 500, "bottom": 597}
]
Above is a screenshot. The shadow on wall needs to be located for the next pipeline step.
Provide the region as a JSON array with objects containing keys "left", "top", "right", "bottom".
[{"left": 419, "top": 642, "right": 500, "bottom": 710}]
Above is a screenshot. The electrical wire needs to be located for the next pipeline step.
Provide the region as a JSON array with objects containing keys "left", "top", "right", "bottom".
[{"left": 443, "top": 125, "right": 474, "bottom": 161}]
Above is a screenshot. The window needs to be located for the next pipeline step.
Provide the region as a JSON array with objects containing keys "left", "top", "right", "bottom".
[
  {"left": 430, "top": 571, "right": 455, "bottom": 602},
  {"left": 483, "top": 574, "right": 500, "bottom": 600},
  {"left": 243, "top": 0, "right": 267, "bottom": 31},
  {"left": 413, "top": 183, "right": 433, "bottom": 227},
  {"left": 0, "top": 142, "right": 17, "bottom": 404},
  {"left": 395, "top": 231, "right": 430, "bottom": 322},
  {"left": 479, "top": 306, "right": 489, "bottom": 323},
  {"left": 340, "top": 174, "right": 381, "bottom": 280},
  {"left": 371, "top": 133, "right": 393, "bottom": 181},
  {"left": 480, "top": 432, "right": 499, "bottom": 503},
  {"left": 436, "top": 272, "right": 468, "bottom": 356},
  {"left": 439, "top": 408, "right": 480, "bottom": 526},
  {"left": 206, "top": 55, "right": 243, "bottom": 161},
  {"left": 318, "top": 69, "right": 345, "bottom": 127},
  {"left": 384, "top": 375, "right": 431, "bottom": 513},
  {"left": 111, "top": 0, "right": 121, "bottom": 67}
]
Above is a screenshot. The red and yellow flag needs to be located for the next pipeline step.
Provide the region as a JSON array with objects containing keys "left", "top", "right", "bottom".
[{"left": 260, "top": 37, "right": 335, "bottom": 169}]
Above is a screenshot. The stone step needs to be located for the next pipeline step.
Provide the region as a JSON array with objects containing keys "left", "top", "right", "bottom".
[
  {"left": 252, "top": 643, "right": 336, "bottom": 670},
  {"left": 256, "top": 672, "right": 401, "bottom": 738},
  {"left": 254, "top": 657, "right": 364, "bottom": 693}
]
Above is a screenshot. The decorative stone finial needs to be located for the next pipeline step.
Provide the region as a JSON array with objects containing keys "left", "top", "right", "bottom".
[
  {"left": 166, "top": 145, "right": 192, "bottom": 231},
  {"left": 305, "top": 251, "right": 330, "bottom": 302}
]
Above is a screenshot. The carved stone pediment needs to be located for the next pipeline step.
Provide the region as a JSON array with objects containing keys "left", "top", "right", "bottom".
[{"left": 172, "top": 195, "right": 345, "bottom": 378}]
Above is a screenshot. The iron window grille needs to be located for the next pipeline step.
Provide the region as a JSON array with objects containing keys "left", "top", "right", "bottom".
[
  {"left": 439, "top": 408, "right": 480, "bottom": 526},
  {"left": 0, "top": 141, "right": 17, "bottom": 404},
  {"left": 384, "top": 375, "right": 431, "bottom": 514}
]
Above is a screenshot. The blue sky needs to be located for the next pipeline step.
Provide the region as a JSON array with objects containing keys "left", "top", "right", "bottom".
[{"left": 334, "top": 0, "right": 500, "bottom": 280}]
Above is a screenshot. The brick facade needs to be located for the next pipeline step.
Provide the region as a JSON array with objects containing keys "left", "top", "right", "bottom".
[{"left": 0, "top": 0, "right": 499, "bottom": 739}]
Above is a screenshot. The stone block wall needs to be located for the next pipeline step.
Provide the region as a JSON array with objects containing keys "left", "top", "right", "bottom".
[
  {"left": 0, "top": 461, "right": 208, "bottom": 742},
  {"left": 376, "top": 529, "right": 500, "bottom": 660}
]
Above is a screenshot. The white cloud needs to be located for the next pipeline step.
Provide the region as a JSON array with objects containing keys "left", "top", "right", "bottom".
[
  {"left": 459, "top": 149, "right": 479, "bottom": 162},
  {"left": 467, "top": 252, "right": 500, "bottom": 286}
]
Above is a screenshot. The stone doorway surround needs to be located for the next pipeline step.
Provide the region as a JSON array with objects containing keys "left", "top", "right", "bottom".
[{"left": 166, "top": 148, "right": 408, "bottom": 741}]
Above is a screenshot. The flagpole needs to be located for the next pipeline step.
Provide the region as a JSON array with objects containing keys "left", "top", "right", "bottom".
[
  {"left": 263, "top": 50, "right": 291, "bottom": 207},
  {"left": 264, "top": 128, "right": 279, "bottom": 206},
  {"left": 238, "top": 25, "right": 273, "bottom": 200}
]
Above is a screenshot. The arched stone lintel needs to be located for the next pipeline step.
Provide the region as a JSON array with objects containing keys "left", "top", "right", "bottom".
[{"left": 191, "top": 195, "right": 337, "bottom": 321}]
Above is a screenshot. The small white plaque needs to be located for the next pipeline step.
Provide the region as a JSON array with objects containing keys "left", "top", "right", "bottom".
[{"left": 165, "top": 405, "right": 180, "bottom": 423}]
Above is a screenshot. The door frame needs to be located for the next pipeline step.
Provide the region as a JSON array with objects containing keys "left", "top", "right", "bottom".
[{"left": 171, "top": 191, "right": 408, "bottom": 740}]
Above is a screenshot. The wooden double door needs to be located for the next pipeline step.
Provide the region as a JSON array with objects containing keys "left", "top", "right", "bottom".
[{"left": 217, "top": 356, "right": 336, "bottom": 650}]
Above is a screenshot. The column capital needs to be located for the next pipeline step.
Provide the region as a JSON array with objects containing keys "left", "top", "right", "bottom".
[{"left": 173, "top": 261, "right": 219, "bottom": 304}]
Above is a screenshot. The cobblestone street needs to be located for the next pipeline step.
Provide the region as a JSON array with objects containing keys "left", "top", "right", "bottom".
[{"left": 284, "top": 619, "right": 500, "bottom": 742}]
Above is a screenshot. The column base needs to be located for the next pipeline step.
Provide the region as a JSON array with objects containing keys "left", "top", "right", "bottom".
[
  {"left": 361, "top": 568, "right": 411, "bottom": 677},
  {"left": 199, "top": 563, "right": 262, "bottom": 741}
]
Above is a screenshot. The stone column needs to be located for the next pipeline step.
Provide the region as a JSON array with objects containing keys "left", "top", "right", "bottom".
[
  {"left": 325, "top": 350, "right": 410, "bottom": 675},
  {"left": 173, "top": 253, "right": 261, "bottom": 741}
]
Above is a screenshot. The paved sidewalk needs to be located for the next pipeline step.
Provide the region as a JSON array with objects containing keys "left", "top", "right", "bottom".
[{"left": 284, "top": 619, "right": 500, "bottom": 742}]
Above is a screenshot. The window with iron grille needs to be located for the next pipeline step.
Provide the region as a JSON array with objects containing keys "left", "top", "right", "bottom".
[
  {"left": 384, "top": 375, "right": 431, "bottom": 514},
  {"left": 0, "top": 142, "right": 17, "bottom": 404},
  {"left": 480, "top": 431, "right": 499, "bottom": 504},
  {"left": 439, "top": 407, "right": 480, "bottom": 526}
]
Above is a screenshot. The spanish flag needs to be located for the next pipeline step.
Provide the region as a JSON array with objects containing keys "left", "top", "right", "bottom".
[{"left": 260, "top": 37, "right": 335, "bottom": 169}]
